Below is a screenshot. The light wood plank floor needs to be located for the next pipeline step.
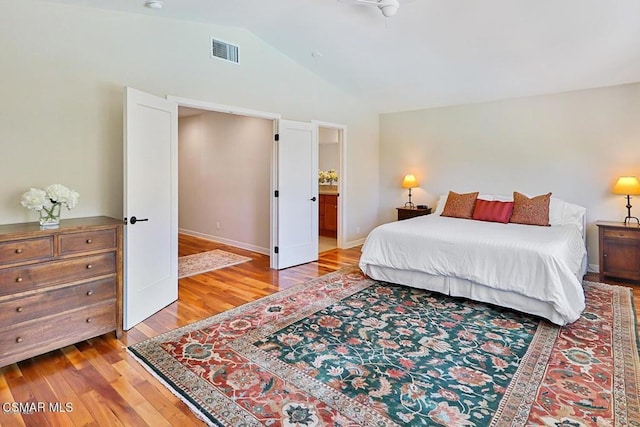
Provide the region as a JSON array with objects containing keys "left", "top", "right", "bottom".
[{"left": 0, "top": 234, "right": 637, "bottom": 426}]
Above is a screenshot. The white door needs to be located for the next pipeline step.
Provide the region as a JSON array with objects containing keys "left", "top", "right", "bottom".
[
  {"left": 273, "top": 120, "right": 318, "bottom": 269},
  {"left": 123, "top": 87, "right": 178, "bottom": 330}
]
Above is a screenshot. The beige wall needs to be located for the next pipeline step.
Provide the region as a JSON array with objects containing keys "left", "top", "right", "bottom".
[
  {"left": 0, "top": 0, "right": 379, "bottom": 245},
  {"left": 178, "top": 112, "right": 272, "bottom": 253},
  {"left": 379, "top": 83, "right": 640, "bottom": 269}
]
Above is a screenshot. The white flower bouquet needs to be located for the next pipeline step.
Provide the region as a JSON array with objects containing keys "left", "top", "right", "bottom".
[
  {"left": 21, "top": 184, "right": 79, "bottom": 227},
  {"left": 318, "top": 169, "right": 338, "bottom": 184}
]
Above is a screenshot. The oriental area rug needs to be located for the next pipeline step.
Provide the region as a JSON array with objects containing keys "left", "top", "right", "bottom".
[
  {"left": 178, "top": 249, "right": 251, "bottom": 279},
  {"left": 128, "top": 266, "right": 640, "bottom": 426}
]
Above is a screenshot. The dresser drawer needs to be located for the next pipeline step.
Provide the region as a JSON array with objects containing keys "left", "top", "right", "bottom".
[
  {"left": 603, "top": 228, "right": 640, "bottom": 241},
  {"left": 0, "top": 302, "right": 116, "bottom": 363},
  {"left": 0, "top": 237, "right": 53, "bottom": 266},
  {"left": 0, "top": 277, "right": 116, "bottom": 328},
  {"left": 0, "top": 252, "right": 116, "bottom": 296},
  {"left": 59, "top": 229, "right": 117, "bottom": 255}
]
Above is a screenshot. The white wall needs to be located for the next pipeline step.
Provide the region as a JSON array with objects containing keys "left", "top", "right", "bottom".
[
  {"left": 379, "top": 83, "right": 640, "bottom": 268},
  {"left": 178, "top": 112, "right": 272, "bottom": 252},
  {"left": 0, "top": 0, "right": 379, "bottom": 245},
  {"left": 319, "top": 143, "right": 340, "bottom": 173}
]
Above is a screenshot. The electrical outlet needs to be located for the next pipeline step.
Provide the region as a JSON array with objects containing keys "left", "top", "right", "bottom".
[{"left": 216, "top": 221, "right": 221, "bottom": 230}]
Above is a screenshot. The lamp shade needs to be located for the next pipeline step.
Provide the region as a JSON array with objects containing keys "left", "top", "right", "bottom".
[
  {"left": 613, "top": 176, "right": 640, "bottom": 195},
  {"left": 402, "top": 174, "right": 418, "bottom": 189}
]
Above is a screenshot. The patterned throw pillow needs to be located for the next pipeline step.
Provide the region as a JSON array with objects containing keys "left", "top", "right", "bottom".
[
  {"left": 472, "top": 199, "right": 514, "bottom": 223},
  {"left": 509, "top": 192, "right": 552, "bottom": 226},
  {"left": 441, "top": 191, "right": 479, "bottom": 219}
]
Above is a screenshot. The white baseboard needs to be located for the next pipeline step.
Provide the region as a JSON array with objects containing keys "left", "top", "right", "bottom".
[
  {"left": 343, "top": 237, "right": 366, "bottom": 249},
  {"left": 179, "top": 228, "right": 270, "bottom": 256},
  {"left": 588, "top": 263, "right": 599, "bottom": 274}
]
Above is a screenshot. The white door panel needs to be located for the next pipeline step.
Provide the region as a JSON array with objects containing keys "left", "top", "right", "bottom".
[
  {"left": 274, "top": 120, "right": 318, "bottom": 269},
  {"left": 123, "top": 87, "right": 178, "bottom": 330}
]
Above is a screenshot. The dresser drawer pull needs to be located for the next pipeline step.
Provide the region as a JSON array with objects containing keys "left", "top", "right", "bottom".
[
  {"left": 16, "top": 337, "right": 23, "bottom": 344},
  {"left": 86, "top": 239, "right": 93, "bottom": 244},
  {"left": 15, "top": 248, "right": 23, "bottom": 254},
  {"left": 86, "top": 290, "right": 94, "bottom": 296},
  {"left": 16, "top": 307, "right": 23, "bottom": 313},
  {"left": 86, "top": 264, "right": 93, "bottom": 269},
  {"left": 16, "top": 277, "right": 23, "bottom": 283},
  {"left": 86, "top": 318, "right": 93, "bottom": 323}
]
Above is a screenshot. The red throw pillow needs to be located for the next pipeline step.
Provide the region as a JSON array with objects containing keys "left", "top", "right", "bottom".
[
  {"left": 509, "top": 192, "right": 552, "bottom": 226},
  {"left": 441, "top": 191, "right": 479, "bottom": 219},
  {"left": 472, "top": 199, "right": 514, "bottom": 224}
]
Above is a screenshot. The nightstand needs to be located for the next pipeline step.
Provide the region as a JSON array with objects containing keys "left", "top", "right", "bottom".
[
  {"left": 596, "top": 221, "right": 640, "bottom": 282},
  {"left": 397, "top": 207, "right": 432, "bottom": 221}
]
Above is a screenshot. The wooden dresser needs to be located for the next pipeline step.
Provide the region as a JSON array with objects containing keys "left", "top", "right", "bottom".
[
  {"left": 0, "top": 216, "right": 122, "bottom": 367},
  {"left": 596, "top": 221, "right": 640, "bottom": 282}
]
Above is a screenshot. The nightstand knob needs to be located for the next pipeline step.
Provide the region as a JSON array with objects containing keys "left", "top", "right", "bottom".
[
  {"left": 16, "top": 307, "right": 23, "bottom": 313},
  {"left": 16, "top": 337, "right": 23, "bottom": 344},
  {"left": 86, "top": 239, "right": 93, "bottom": 244},
  {"left": 86, "top": 290, "right": 94, "bottom": 296},
  {"left": 15, "top": 248, "right": 23, "bottom": 254},
  {"left": 86, "top": 264, "right": 93, "bottom": 269},
  {"left": 16, "top": 277, "right": 23, "bottom": 283},
  {"left": 86, "top": 318, "right": 93, "bottom": 323},
  {"left": 604, "top": 253, "right": 608, "bottom": 257}
]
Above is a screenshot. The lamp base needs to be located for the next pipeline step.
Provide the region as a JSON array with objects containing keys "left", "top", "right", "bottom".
[
  {"left": 623, "top": 195, "right": 639, "bottom": 225},
  {"left": 404, "top": 201, "right": 415, "bottom": 208}
]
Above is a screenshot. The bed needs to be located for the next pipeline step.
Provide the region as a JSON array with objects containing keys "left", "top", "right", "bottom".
[{"left": 359, "top": 194, "right": 588, "bottom": 325}]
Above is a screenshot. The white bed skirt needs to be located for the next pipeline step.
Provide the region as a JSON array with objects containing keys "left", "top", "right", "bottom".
[{"left": 361, "top": 264, "right": 568, "bottom": 325}]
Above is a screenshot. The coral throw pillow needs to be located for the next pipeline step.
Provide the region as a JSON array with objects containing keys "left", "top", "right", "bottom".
[
  {"left": 472, "top": 199, "right": 514, "bottom": 224},
  {"left": 441, "top": 191, "right": 479, "bottom": 219},
  {"left": 510, "top": 192, "right": 552, "bottom": 226}
]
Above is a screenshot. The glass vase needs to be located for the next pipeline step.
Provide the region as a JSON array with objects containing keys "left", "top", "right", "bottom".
[{"left": 39, "top": 203, "right": 62, "bottom": 229}]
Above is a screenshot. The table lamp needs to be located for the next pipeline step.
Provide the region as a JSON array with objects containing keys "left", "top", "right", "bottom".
[
  {"left": 613, "top": 176, "right": 640, "bottom": 225},
  {"left": 402, "top": 174, "right": 418, "bottom": 208}
]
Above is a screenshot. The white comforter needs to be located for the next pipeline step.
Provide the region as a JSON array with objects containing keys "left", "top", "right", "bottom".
[{"left": 359, "top": 215, "right": 587, "bottom": 324}]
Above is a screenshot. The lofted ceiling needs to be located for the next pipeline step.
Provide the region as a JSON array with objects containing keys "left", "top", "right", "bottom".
[{"left": 41, "top": 0, "right": 640, "bottom": 113}]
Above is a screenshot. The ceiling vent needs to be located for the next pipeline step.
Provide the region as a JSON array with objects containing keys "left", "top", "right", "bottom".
[{"left": 211, "top": 38, "right": 239, "bottom": 64}]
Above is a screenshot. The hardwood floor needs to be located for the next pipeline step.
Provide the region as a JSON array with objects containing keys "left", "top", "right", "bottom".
[
  {"left": 0, "top": 234, "right": 638, "bottom": 426},
  {"left": 0, "top": 234, "right": 361, "bottom": 426}
]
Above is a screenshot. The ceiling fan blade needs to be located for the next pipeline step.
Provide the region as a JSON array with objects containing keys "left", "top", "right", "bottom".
[{"left": 337, "top": 0, "right": 381, "bottom": 6}]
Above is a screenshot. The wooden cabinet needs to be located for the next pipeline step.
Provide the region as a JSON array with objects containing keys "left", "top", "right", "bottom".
[
  {"left": 597, "top": 221, "right": 640, "bottom": 282},
  {"left": 0, "top": 216, "right": 122, "bottom": 367},
  {"left": 397, "top": 207, "right": 432, "bottom": 221},
  {"left": 319, "top": 194, "right": 338, "bottom": 238}
]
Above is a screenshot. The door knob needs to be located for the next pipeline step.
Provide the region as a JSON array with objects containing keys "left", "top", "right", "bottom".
[
  {"left": 310, "top": 197, "right": 317, "bottom": 202},
  {"left": 129, "top": 216, "right": 149, "bottom": 225}
]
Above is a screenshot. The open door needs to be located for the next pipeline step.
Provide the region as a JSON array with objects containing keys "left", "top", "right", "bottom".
[
  {"left": 272, "top": 120, "right": 318, "bottom": 269},
  {"left": 123, "top": 87, "right": 178, "bottom": 330}
]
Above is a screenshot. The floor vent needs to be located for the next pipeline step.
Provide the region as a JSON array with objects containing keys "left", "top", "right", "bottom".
[{"left": 211, "top": 38, "right": 239, "bottom": 64}]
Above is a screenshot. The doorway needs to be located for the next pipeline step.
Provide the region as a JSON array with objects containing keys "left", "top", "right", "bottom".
[{"left": 316, "top": 122, "right": 346, "bottom": 252}]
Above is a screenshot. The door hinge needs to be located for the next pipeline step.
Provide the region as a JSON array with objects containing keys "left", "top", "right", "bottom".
[
  {"left": 274, "top": 190, "right": 279, "bottom": 197},
  {"left": 274, "top": 246, "right": 279, "bottom": 254},
  {"left": 274, "top": 133, "right": 279, "bottom": 141}
]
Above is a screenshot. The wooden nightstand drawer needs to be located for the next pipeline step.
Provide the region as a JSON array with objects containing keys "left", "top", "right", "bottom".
[
  {"left": 0, "top": 302, "right": 116, "bottom": 366},
  {"left": 0, "top": 252, "right": 116, "bottom": 296},
  {"left": 0, "top": 237, "right": 53, "bottom": 266},
  {"left": 0, "top": 277, "right": 116, "bottom": 328},
  {"left": 397, "top": 207, "right": 432, "bottom": 221},
  {"left": 603, "top": 228, "right": 640, "bottom": 241},
  {"left": 59, "top": 229, "right": 117, "bottom": 255}
]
